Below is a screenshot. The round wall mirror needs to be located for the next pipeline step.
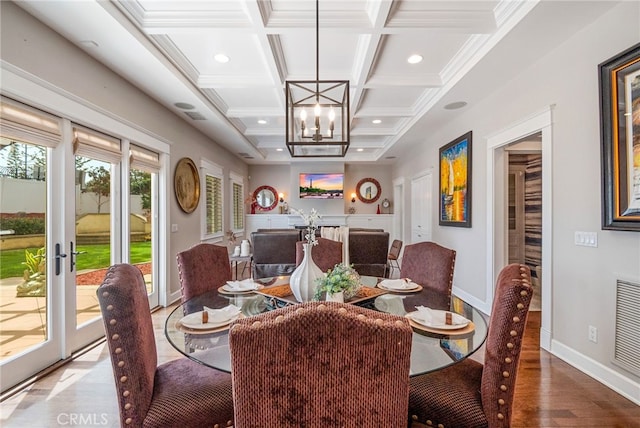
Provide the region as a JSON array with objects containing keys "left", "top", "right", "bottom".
[
  {"left": 356, "top": 178, "right": 381, "bottom": 204},
  {"left": 253, "top": 185, "right": 278, "bottom": 211}
]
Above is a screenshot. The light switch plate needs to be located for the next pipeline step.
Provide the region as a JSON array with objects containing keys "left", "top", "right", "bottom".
[{"left": 575, "top": 231, "right": 597, "bottom": 247}]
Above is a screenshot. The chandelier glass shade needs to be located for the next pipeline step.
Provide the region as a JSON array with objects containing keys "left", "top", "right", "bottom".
[{"left": 285, "top": 1, "right": 350, "bottom": 158}]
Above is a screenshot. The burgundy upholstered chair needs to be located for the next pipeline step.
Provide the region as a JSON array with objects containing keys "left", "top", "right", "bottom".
[
  {"left": 229, "top": 301, "right": 413, "bottom": 427},
  {"left": 295, "top": 237, "right": 343, "bottom": 273},
  {"left": 177, "top": 243, "right": 231, "bottom": 302},
  {"left": 400, "top": 241, "right": 456, "bottom": 310},
  {"left": 408, "top": 263, "right": 533, "bottom": 428},
  {"left": 386, "top": 239, "right": 403, "bottom": 277},
  {"left": 97, "top": 264, "right": 234, "bottom": 428}
]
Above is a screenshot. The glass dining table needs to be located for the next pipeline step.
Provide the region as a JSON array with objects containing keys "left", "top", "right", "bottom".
[{"left": 165, "top": 276, "right": 488, "bottom": 377}]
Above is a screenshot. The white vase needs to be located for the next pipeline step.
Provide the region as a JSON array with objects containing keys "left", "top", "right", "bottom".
[
  {"left": 325, "top": 291, "right": 344, "bottom": 303},
  {"left": 240, "top": 240, "right": 250, "bottom": 256},
  {"left": 290, "top": 243, "right": 324, "bottom": 303}
]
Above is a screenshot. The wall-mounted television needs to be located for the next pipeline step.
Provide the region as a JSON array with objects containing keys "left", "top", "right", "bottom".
[{"left": 299, "top": 173, "right": 344, "bottom": 199}]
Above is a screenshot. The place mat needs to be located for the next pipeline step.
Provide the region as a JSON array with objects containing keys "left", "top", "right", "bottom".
[
  {"left": 255, "top": 284, "right": 387, "bottom": 305},
  {"left": 377, "top": 282, "right": 423, "bottom": 294},
  {"left": 405, "top": 315, "right": 475, "bottom": 336},
  {"left": 217, "top": 284, "right": 264, "bottom": 295},
  {"left": 175, "top": 313, "right": 245, "bottom": 335}
]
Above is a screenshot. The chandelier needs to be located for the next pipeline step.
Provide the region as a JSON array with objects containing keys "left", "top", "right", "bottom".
[{"left": 285, "top": 0, "right": 350, "bottom": 157}]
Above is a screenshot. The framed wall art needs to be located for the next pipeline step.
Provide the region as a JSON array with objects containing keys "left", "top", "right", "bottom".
[
  {"left": 439, "top": 131, "right": 472, "bottom": 227},
  {"left": 599, "top": 42, "right": 640, "bottom": 231}
]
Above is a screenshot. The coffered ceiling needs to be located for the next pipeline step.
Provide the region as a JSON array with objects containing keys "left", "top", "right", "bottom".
[{"left": 15, "top": 0, "right": 540, "bottom": 163}]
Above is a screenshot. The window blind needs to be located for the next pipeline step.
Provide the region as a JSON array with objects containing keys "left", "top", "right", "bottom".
[
  {"left": 130, "top": 144, "right": 160, "bottom": 173},
  {"left": 0, "top": 96, "right": 61, "bottom": 148},
  {"left": 72, "top": 125, "right": 121, "bottom": 163}
]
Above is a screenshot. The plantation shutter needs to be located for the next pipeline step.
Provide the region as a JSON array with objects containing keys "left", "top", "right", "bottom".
[
  {"left": 233, "top": 181, "right": 244, "bottom": 230},
  {"left": 206, "top": 174, "right": 222, "bottom": 235}
]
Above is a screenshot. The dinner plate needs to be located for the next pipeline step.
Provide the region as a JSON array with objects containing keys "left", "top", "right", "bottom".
[
  {"left": 220, "top": 282, "right": 264, "bottom": 294},
  {"left": 377, "top": 279, "right": 422, "bottom": 293},
  {"left": 406, "top": 310, "right": 469, "bottom": 330},
  {"left": 179, "top": 311, "right": 241, "bottom": 330}
]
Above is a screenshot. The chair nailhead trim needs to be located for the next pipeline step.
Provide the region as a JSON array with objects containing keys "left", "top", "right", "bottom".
[
  {"left": 214, "top": 424, "right": 219, "bottom": 428},
  {"left": 395, "top": 320, "right": 405, "bottom": 327},
  {"left": 517, "top": 303, "right": 524, "bottom": 309},
  {"left": 123, "top": 390, "right": 130, "bottom": 397},
  {"left": 338, "top": 307, "right": 348, "bottom": 314},
  {"left": 375, "top": 318, "right": 383, "bottom": 325},
  {"left": 125, "top": 417, "right": 132, "bottom": 424},
  {"left": 507, "top": 343, "right": 514, "bottom": 349},
  {"left": 109, "top": 319, "right": 117, "bottom": 325},
  {"left": 251, "top": 321, "right": 262, "bottom": 327},
  {"left": 438, "top": 424, "right": 444, "bottom": 428},
  {"left": 115, "top": 348, "right": 122, "bottom": 354},
  {"left": 505, "top": 357, "right": 512, "bottom": 363},
  {"left": 357, "top": 314, "right": 366, "bottom": 320},
  {"left": 498, "top": 399, "right": 505, "bottom": 405},
  {"left": 117, "top": 361, "right": 125, "bottom": 367},
  {"left": 510, "top": 330, "right": 517, "bottom": 337},
  {"left": 112, "top": 334, "right": 119, "bottom": 340},
  {"left": 498, "top": 413, "right": 504, "bottom": 420},
  {"left": 520, "top": 290, "right": 528, "bottom": 296},
  {"left": 275, "top": 315, "right": 284, "bottom": 322},
  {"left": 503, "top": 371, "right": 510, "bottom": 378},
  {"left": 102, "top": 291, "right": 109, "bottom": 297},
  {"left": 316, "top": 304, "right": 326, "bottom": 310},
  {"left": 120, "top": 376, "right": 127, "bottom": 383},
  {"left": 513, "top": 316, "right": 520, "bottom": 322},
  {"left": 411, "top": 415, "right": 418, "bottom": 421},
  {"left": 124, "top": 403, "right": 131, "bottom": 410},
  {"left": 426, "top": 421, "right": 433, "bottom": 426},
  {"left": 500, "top": 385, "right": 507, "bottom": 391},
  {"left": 227, "top": 420, "right": 233, "bottom": 426},
  {"left": 107, "top": 305, "right": 113, "bottom": 311}
]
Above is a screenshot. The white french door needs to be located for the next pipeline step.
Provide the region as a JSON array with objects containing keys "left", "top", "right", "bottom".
[{"left": 0, "top": 97, "right": 162, "bottom": 392}]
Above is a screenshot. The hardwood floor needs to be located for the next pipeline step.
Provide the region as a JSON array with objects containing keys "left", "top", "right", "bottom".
[{"left": 1, "top": 308, "right": 638, "bottom": 427}]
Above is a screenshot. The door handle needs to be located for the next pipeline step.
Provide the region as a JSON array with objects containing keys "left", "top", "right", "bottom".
[
  {"left": 70, "top": 242, "right": 86, "bottom": 272},
  {"left": 55, "top": 243, "right": 67, "bottom": 276}
]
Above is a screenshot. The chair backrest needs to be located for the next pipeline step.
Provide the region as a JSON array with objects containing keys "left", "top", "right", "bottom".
[
  {"left": 177, "top": 243, "right": 231, "bottom": 302},
  {"left": 97, "top": 264, "right": 157, "bottom": 427},
  {"left": 295, "top": 237, "right": 343, "bottom": 273},
  {"left": 348, "top": 230, "right": 389, "bottom": 277},
  {"left": 400, "top": 241, "right": 456, "bottom": 310},
  {"left": 229, "top": 301, "right": 413, "bottom": 427},
  {"left": 251, "top": 230, "right": 301, "bottom": 278},
  {"left": 388, "top": 239, "right": 403, "bottom": 261},
  {"left": 481, "top": 263, "right": 532, "bottom": 427}
]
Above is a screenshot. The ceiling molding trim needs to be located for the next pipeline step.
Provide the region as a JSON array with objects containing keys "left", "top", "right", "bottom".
[
  {"left": 150, "top": 35, "right": 199, "bottom": 82},
  {"left": 264, "top": 10, "right": 372, "bottom": 29},
  {"left": 365, "top": 74, "right": 442, "bottom": 88},
  {"left": 385, "top": 10, "right": 496, "bottom": 33},
  {"left": 197, "top": 75, "right": 274, "bottom": 88}
]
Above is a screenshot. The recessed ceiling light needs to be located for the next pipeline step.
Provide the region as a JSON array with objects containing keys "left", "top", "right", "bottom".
[
  {"left": 258, "top": 119, "right": 267, "bottom": 125},
  {"left": 276, "top": 148, "right": 283, "bottom": 152},
  {"left": 174, "top": 102, "right": 195, "bottom": 110},
  {"left": 214, "top": 54, "right": 230, "bottom": 63},
  {"left": 407, "top": 54, "right": 423, "bottom": 64},
  {"left": 357, "top": 148, "right": 364, "bottom": 152},
  {"left": 444, "top": 101, "right": 467, "bottom": 110},
  {"left": 372, "top": 119, "right": 382, "bottom": 124}
]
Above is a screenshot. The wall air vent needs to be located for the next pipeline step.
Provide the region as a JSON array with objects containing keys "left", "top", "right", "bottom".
[
  {"left": 184, "top": 111, "right": 206, "bottom": 120},
  {"left": 613, "top": 279, "right": 640, "bottom": 376},
  {"left": 237, "top": 152, "right": 253, "bottom": 159}
]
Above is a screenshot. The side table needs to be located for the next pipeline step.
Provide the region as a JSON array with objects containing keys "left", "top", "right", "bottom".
[{"left": 229, "top": 253, "right": 252, "bottom": 279}]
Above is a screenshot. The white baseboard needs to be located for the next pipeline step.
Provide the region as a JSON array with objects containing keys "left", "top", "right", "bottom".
[{"left": 551, "top": 339, "right": 640, "bottom": 405}]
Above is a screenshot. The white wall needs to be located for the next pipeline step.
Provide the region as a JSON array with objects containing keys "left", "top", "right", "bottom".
[
  {"left": 393, "top": 1, "right": 640, "bottom": 397},
  {"left": 0, "top": 2, "right": 248, "bottom": 296}
]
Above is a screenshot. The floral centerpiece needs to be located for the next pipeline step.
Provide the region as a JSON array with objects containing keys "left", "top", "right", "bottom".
[
  {"left": 290, "top": 208, "right": 320, "bottom": 246},
  {"left": 314, "top": 263, "right": 361, "bottom": 302}
]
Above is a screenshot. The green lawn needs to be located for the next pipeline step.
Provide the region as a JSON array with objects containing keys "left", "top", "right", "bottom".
[{"left": 0, "top": 242, "right": 152, "bottom": 279}]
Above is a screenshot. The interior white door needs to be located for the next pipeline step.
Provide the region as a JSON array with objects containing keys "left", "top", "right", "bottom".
[{"left": 411, "top": 173, "right": 432, "bottom": 243}]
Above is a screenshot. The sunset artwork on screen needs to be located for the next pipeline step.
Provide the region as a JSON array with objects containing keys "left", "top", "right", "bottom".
[{"left": 299, "top": 173, "right": 344, "bottom": 199}]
